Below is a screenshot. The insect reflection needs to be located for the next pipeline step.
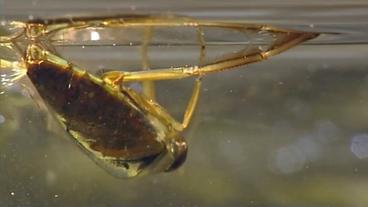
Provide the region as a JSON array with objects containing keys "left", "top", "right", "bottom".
[{"left": 0, "top": 15, "right": 318, "bottom": 178}]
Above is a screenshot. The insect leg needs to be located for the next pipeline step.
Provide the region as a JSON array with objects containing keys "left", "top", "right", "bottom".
[
  {"left": 102, "top": 26, "right": 205, "bottom": 131},
  {"left": 181, "top": 77, "right": 201, "bottom": 129},
  {"left": 140, "top": 26, "right": 157, "bottom": 101},
  {"left": 181, "top": 27, "right": 205, "bottom": 129},
  {"left": 101, "top": 32, "right": 315, "bottom": 83},
  {"left": 123, "top": 77, "right": 201, "bottom": 132}
]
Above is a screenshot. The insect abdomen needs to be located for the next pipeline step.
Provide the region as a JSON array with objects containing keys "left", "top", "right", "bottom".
[{"left": 26, "top": 61, "right": 164, "bottom": 160}]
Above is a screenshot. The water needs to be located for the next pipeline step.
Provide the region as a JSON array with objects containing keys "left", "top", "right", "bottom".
[{"left": 1, "top": 1, "right": 368, "bottom": 207}]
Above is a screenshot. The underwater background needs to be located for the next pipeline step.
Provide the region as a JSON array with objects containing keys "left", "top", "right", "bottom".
[{"left": 1, "top": 1, "right": 368, "bottom": 206}]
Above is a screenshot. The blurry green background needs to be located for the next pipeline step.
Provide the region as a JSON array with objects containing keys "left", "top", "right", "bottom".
[{"left": 1, "top": 1, "right": 368, "bottom": 207}]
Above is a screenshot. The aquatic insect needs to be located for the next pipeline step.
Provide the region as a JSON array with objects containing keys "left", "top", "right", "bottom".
[{"left": 0, "top": 15, "right": 318, "bottom": 177}]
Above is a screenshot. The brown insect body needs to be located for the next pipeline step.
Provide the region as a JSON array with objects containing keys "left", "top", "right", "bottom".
[{"left": 25, "top": 48, "right": 187, "bottom": 177}]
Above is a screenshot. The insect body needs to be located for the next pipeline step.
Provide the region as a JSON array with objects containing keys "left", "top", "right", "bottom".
[
  {"left": 0, "top": 15, "right": 318, "bottom": 177},
  {"left": 26, "top": 45, "right": 188, "bottom": 177}
]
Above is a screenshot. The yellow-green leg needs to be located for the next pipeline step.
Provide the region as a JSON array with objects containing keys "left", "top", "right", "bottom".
[{"left": 140, "top": 27, "right": 156, "bottom": 101}]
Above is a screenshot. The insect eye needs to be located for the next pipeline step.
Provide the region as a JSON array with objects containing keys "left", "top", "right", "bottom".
[
  {"left": 165, "top": 139, "right": 188, "bottom": 172},
  {"left": 166, "top": 148, "right": 187, "bottom": 172}
]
